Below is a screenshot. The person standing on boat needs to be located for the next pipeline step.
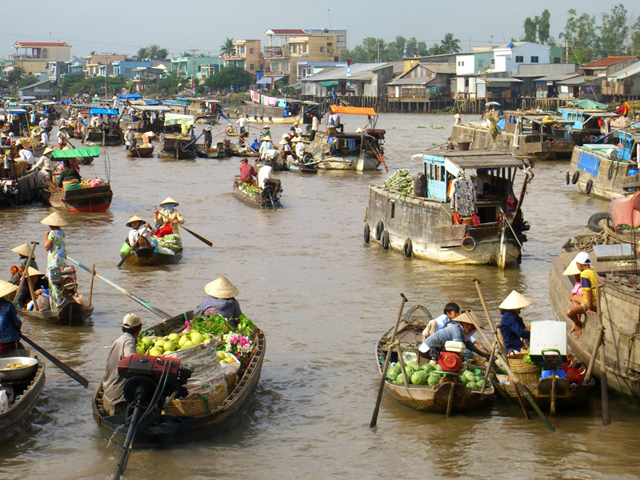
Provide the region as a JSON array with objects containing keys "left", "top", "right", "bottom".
[
  {"left": 329, "top": 112, "right": 343, "bottom": 133},
  {"left": 31, "top": 147, "right": 55, "bottom": 179},
  {"left": 153, "top": 197, "right": 184, "bottom": 238},
  {"left": 203, "top": 127, "right": 213, "bottom": 150},
  {"left": 498, "top": 291, "right": 531, "bottom": 354},
  {"left": 294, "top": 137, "right": 306, "bottom": 162},
  {"left": 309, "top": 113, "right": 319, "bottom": 141},
  {"left": 124, "top": 126, "right": 136, "bottom": 150},
  {"left": 258, "top": 163, "right": 273, "bottom": 189},
  {"left": 57, "top": 130, "right": 68, "bottom": 150},
  {"left": 566, "top": 252, "right": 599, "bottom": 338},
  {"left": 239, "top": 158, "right": 257, "bottom": 184},
  {"left": 102, "top": 313, "right": 143, "bottom": 416},
  {"left": 258, "top": 136, "right": 273, "bottom": 160},
  {"left": 280, "top": 137, "right": 293, "bottom": 164},
  {"left": 260, "top": 125, "right": 271, "bottom": 141},
  {"left": 194, "top": 277, "right": 242, "bottom": 325},
  {"left": 9, "top": 243, "right": 39, "bottom": 285},
  {"left": 0, "top": 280, "right": 21, "bottom": 355},
  {"left": 41, "top": 212, "right": 68, "bottom": 309},
  {"left": 235, "top": 116, "right": 247, "bottom": 136}
]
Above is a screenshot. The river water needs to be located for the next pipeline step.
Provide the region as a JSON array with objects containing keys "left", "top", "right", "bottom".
[{"left": 0, "top": 114, "right": 638, "bottom": 480}]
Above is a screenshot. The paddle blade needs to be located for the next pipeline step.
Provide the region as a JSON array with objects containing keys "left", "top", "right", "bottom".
[{"left": 183, "top": 227, "right": 213, "bottom": 247}]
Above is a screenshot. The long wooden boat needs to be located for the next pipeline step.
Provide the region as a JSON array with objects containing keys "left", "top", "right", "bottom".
[
  {"left": 288, "top": 162, "right": 319, "bottom": 174},
  {"left": 566, "top": 128, "right": 640, "bottom": 199},
  {"left": 549, "top": 222, "right": 640, "bottom": 405},
  {"left": 159, "top": 114, "right": 197, "bottom": 159},
  {"left": 92, "top": 310, "right": 266, "bottom": 447},
  {"left": 126, "top": 146, "right": 154, "bottom": 158},
  {"left": 232, "top": 175, "right": 282, "bottom": 210},
  {"left": 0, "top": 146, "right": 47, "bottom": 207},
  {"left": 82, "top": 108, "right": 123, "bottom": 146},
  {"left": 120, "top": 244, "right": 183, "bottom": 266},
  {"left": 0, "top": 350, "right": 46, "bottom": 443},
  {"left": 365, "top": 151, "right": 531, "bottom": 268},
  {"left": 194, "top": 143, "right": 231, "bottom": 159},
  {"left": 17, "top": 296, "right": 94, "bottom": 326},
  {"left": 242, "top": 92, "right": 316, "bottom": 124},
  {"left": 375, "top": 317, "right": 494, "bottom": 414}
]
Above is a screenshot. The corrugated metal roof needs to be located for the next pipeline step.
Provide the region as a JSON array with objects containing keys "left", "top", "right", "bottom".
[
  {"left": 387, "top": 77, "right": 431, "bottom": 86},
  {"left": 583, "top": 56, "right": 638, "bottom": 68},
  {"left": 556, "top": 75, "right": 591, "bottom": 85},
  {"left": 535, "top": 72, "right": 581, "bottom": 82},
  {"left": 516, "top": 63, "right": 578, "bottom": 78},
  {"left": 608, "top": 61, "right": 640, "bottom": 80},
  {"left": 301, "top": 63, "right": 395, "bottom": 82}
]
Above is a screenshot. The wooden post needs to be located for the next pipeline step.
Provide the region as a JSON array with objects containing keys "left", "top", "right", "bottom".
[{"left": 88, "top": 264, "right": 95, "bottom": 307}]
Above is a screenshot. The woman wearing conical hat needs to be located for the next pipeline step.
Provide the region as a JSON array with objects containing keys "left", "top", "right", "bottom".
[
  {"left": 498, "top": 290, "right": 532, "bottom": 355},
  {"left": 9, "top": 243, "right": 38, "bottom": 285},
  {"left": 153, "top": 197, "right": 184, "bottom": 238},
  {"left": 194, "top": 277, "right": 242, "bottom": 325},
  {"left": 0, "top": 279, "right": 22, "bottom": 355},
  {"left": 41, "top": 211, "right": 68, "bottom": 308},
  {"left": 18, "top": 267, "right": 50, "bottom": 312},
  {"left": 125, "top": 215, "right": 154, "bottom": 248}
]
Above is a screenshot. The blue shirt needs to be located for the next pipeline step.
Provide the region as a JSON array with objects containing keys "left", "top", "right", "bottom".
[
  {"left": 499, "top": 311, "right": 530, "bottom": 352},
  {"left": 0, "top": 299, "right": 21, "bottom": 344},
  {"left": 194, "top": 296, "right": 242, "bottom": 320},
  {"left": 419, "top": 322, "right": 474, "bottom": 353}
]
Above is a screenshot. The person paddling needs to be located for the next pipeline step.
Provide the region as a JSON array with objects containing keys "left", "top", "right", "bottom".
[
  {"left": 0, "top": 280, "right": 21, "bottom": 355},
  {"left": 153, "top": 197, "right": 184, "bottom": 238},
  {"left": 9, "top": 243, "right": 38, "bottom": 285}
]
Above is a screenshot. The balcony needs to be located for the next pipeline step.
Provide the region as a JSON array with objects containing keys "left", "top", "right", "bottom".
[
  {"left": 220, "top": 54, "right": 245, "bottom": 61},
  {"left": 263, "top": 46, "right": 287, "bottom": 59}
]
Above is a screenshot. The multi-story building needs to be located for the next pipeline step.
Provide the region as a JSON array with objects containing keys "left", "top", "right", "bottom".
[
  {"left": 84, "top": 54, "right": 126, "bottom": 77},
  {"left": 171, "top": 56, "right": 223, "bottom": 81},
  {"left": 10, "top": 41, "right": 71, "bottom": 75},
  {"left": 263, "top": 28, "right": 347, "bottom": 83},
  {"left": 220, "top": 39, "right": 263, "bottom": 77}
]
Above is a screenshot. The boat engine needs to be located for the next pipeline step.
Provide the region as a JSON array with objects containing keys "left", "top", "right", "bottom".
[{"left": 428, "top": 340, "right": 464, "bottom": 373}]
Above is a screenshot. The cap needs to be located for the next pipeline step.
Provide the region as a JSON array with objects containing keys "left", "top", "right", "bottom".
[
  {"left": 574, "top": 252, "right": 591, "bottom": 265},
  {"left": 204, "top": 276, "right": 239, "bottom": 299},
  {"left": 499, "top": 291, "right": 532, "bottom": 310},
  {"left": 123, "top": 313, "right": 142, "bottom": 328}
]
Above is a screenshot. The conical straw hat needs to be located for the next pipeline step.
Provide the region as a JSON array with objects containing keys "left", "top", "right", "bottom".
[
  {"left": 12, "top": 243, "right": 34, "bottom": 258},
  {"left": 126, "top": 215, "right": 146, "bottom": 227},
  {"left": 562, "top": 260, "right": 581, "bottom": 276},
  {"left": 159, "top": 197, "right": 179, "bottom": 206},
  {"left": 499, "top": 290, "right": 532, "bottom": 310},
  {"left": 204, "top": 277, "right": 239, "bottom": 299},
  {"left": 0, "top": 279, "right": 18, "bottom": 298},
  {"left": 40, "top": 212, "right": 68, "bottom": 227},
  {"left": 26, "top": 266, "right": 44, "bottom": 277}
]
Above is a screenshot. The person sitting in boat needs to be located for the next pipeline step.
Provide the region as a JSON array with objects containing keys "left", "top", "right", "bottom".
[
  {"left": 258, "top": 136, "right": 273, "bottom": 160},
  {"left": 240, "top": 158, "right": 258, "bottom": 185},
  {"left": 125, "top": 215, "right": 154, "bottom": 248},
  {"left": 57, "top": 159, "right": 81, "bottom": 188},
  {"left": 250, "top": 138, "right": 260, "bottom": 153},
  {"left": 124, "top": 125, "right": 136, "bottom": 150},
  {"left": 422, "top": 302, "right": 461, "bottom": 338},
  {"left": 203, "top": 127, "right": 213, "bottom": 150},
  {"left": 258, "top": 162, "right": 273, "bottom": 190},
  {"left": 498, "top": 291, "right": 531, "bottom": 355},
  {"left": 102, "top": 313, "right": 143, "bottom": 416},
  {"left": 563, "top": 260, "right": 584, "bottom": 310},
  {"left": 17, "top": 143, "right": 35, "bottom": 167},
  {"left": 294, "top": 137, "right": 306, "bottom": 162},
  {"left": 418, "top": 312, "right": 488, "bottom": 360},
  {"left": 280, "top": 137, "right": 294, "bottom": 164},
  {"left": 0, "top": 280, "right": 21, "bottom": 355},
  {"left": 566, "top": 252, "right": 599, "bottom": 338},
  {"left": 180, "top": 123, "right": 193, "bottom": 137},
  {"left": 194, "top": 277, "right": 242, "bottom": 325},
  {"left": 9, "top": 243, "right": 39, "bottom": 286},
  {"left": 31, "top": 147, "right": 55, "bottom": 179},
  {"left": 141, "top": 131, "right": 157, "bottom": 147},
  {"left": 22, "top": 267, "right": 50, "bottom": 312},
  {"left": 57, "top": 130, "right": 68, "bottom": 150},
  {"left": 153, "top": 197, "right": 184, "bottom": 238},
  {"left": 328, "top": 112, "right": 343, "bottom": 133},
  {"left": 473, "top": 169, "right": 492, "bottom": 199}
]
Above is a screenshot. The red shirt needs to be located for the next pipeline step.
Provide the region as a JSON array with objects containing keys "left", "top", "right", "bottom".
[{"left": 240, "top": 162, "right": 257, "bottom": 183}]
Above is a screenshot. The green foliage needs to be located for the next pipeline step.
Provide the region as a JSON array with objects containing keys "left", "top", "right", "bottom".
[
  {"left": 523, "top": 17, "right": 538, "bottom": 43},
  {"left": 205, "top": 67, "right": 253, "bottom": 90},
  {"left": 538, "top": 9, "right": 551, "bottom": 45},
  {"left": 598, "top": 4, "right": 628, "bottom": 58},
  {"left": 632, "top": 16, "right": 640, "bottom": 55},
  {"left": 61, "top": 75, "right": 126, "bottom": 96},
  {"left": 343, "top": 33, "right": 457, "bottom": 63},
  {"left": 560, "top": 8, "right": 598, "bottom": 64},
  {"left": 135, "top": 45, "right": 169, "bottom": 61},
  {"left": 440, "top": 33, "right": 461, "bottom": 54},
  {"left": 220, "top": 38, "right": 235, "bottom": 56},
  {"left": 6, "top": 68, "right": 23, "bottom": 85}
]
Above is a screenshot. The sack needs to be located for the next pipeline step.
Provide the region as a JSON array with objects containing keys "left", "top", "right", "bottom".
[{"left": 164, "top": 341, "right": 223, "bottom": 397}]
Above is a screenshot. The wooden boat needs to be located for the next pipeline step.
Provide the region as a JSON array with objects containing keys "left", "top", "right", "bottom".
[
  {"left": 365, "top": 151, "right": 532, "bottom": 268},
  {"left": 307, "top": 106, "right": 387, "bottom": 171},
  {"left": 243, "top": 93, "right": 318, "bottom": 124},
  {"left": 159, "top": 114, "right": 197, "bottom": 159},
  {"left": 566, "top": 127, "right": 640, "bottom": 199},
  {"left": 288, "top": 161, "right": 319, "bottom": 174},
  {"left": 0, "top": 146, "right": 47, "bottom": 207},
  {"left": 194, "top": 142, "right": 231, "bottom": 159},
  {"left": 92, "top": 310, "right": 266, "bottom": 447},
  {"left": 119, "top": 104, "right": 171, "bottom": 133},
  {"left": 557, "top": 106, "right": 618, "bottom": 145},
  {"left": 450, "top": 111, "right": 575, "bottom": 160},
  {"left": 0, "top": 350, "right": 46, "bottom": 444},
  {"left": 375, "top": 315, "right": 494, "bottom": 414},
  {"left": 82, "top": 108, "right": 123, "bottom": 146},
  {"left": 17, "top": 297, "right": 94, "bottom": 326},
  {"left": 126, "top": 146, "right": 154, "bottom": 158},
  {"left": 120, "top": 244, "right": 183, "bottom": 266},
  {"left": 233, "top": 175, "right": 282, "bottom": 210},
  {"left": 549, "top": 217, "right": 640, "bottom": 405}
]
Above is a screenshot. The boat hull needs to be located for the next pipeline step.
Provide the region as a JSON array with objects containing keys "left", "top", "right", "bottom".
[
  {"left": 43, "top": 184, "right": 113, "bottom": 213},
  {"left": 493, "top": 375, "right": 595, "bottom": 410},
  {"left": 126, "top": 146, "right": 154, "bottom": 158},
  {"left": 121, "top": 247, "right": 183, "bottom": 266},
  {"left": 159, "top": 135, "right": 196, "bottom": 159},
  {"left": 233, "top": 176, "right": 282, "bottom": 209},
  {"left": 18, "top": 300, "right": 94, "bottom": 326},
  {"left": 568, "top": 146, "right": 638, "bottom": 199},
  {"left": 0, "top": 169, "right": 46, "bottom": 207}
]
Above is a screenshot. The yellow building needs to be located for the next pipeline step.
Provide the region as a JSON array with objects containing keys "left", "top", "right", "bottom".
[
  {"left": 10, "top": 41, "right": 71, "bottom": 75},
  {"left": 219, "top": 39, "right": 263, "bottom": 76}
]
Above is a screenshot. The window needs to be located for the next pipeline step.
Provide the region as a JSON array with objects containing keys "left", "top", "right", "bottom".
[
  {"left": 337, "top": 35, "right": 346, "bottom": 48},
  {"left": 490, "top": 58, "right": 495, "bottom": 65},
  {"left": 531, "top": 56, "right": 539, "bottom": 63},
  {"left": 292, "top": 45, "right": 297, "bottom": 53},
  {"left": 249, "top": 64, "right": 254, "bottom": 71},
  {"left": 302, "top": 45, "right": 307, "bottom": 53},
  {"left": 320, "top": 47, "right": 324, "bottom": 53},
  {"left": 478, "top": 60, "right": 484, "bottom": 68},
  {"left": 249, "top": 48, "right": 253, "bottom": 54},
  {"left": 125, "top": 67, "right": 131, "bottom": 74},
  {"left": 515, "top": 55, "right": 523, "bottom": 63}
]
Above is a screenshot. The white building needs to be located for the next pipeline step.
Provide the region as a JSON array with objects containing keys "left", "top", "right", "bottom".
[{"left": 491, "top": 42, "right": 551, "bottom": 76}]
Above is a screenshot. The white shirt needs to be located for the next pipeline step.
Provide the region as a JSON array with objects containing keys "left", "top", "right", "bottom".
[
  {"left": 128, "top": 224, "right": 153, "bottom": 246},
  {"left": 295, "top": 141, "right": 305, "bottom": 158},
  {"left": 236, "top": 117, "right": 247, "bottom": 128},
  {"left": 258, "top": 165, "right": 273, "bottom": 189},
  {"left": 19, "top": 149, "right": 35, "bottom": 165},
  {"left": 33, "top": 154, "right": 53, "bottom": 173},
  {"left": 329, "top": 113, "right": 340, "bottom": 126},
  {"left": 311, "top": 116, "right": 319, "bottom": 131},
  {"left": 39, "top": 119, "right": 48, "bottom": 129}
]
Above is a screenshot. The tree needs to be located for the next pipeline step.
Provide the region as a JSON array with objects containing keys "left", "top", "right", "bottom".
[
  {"left": 440, "top": 33, "right": 461, "bottom": 54},
  {"left": 148, "top": 44, "right": 169, "bottom": 60},
  {"left": 598, "top": 4, "right": 628, "bottom": 58},
  {"left": 135, "top": 47, "right": 149, "bottom": 61},
  {"left": 523, "top": 17, "right": 538, "bottom": 42},
  {"left": 405, "top": 37, "right": 418, "bottom": 57},
  {"left": 560, "top": 9, "right": 598, "bottom": 64},
  {"left": 387, "top": 36, "right": 406, "bottom": 61},
  {"left": 6, "top": 67, "right": 24, "bottom": 85},
  {"left": 631, "top": 16, "right": 640, "bottom": 55},
  {"left": 538, "top": 9, "right": 551, "bottom": 44},
  {"left": 220, "top": 38, "right": 235, "bottom": 56},
  {"left": 205, "top": 67, "right": 253, "bottom": 90}
]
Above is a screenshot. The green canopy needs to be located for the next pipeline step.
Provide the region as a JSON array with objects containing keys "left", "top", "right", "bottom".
[
  {"left": 51, "top": 146, "right": 100, "bottom": 159},
  {"left": 567, "top": 99, "right": 609, "bottom": 110},
  {"left": 164, "top": 113, "right": 195, "bottom": 126},
  {"left": 320, "top": 81, "right": 339, "bottom": 87}
]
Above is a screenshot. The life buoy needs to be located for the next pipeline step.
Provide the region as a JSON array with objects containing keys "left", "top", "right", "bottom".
[
  {"left": 566, "top": 172, "right": 571, "bottom": 185},
  {"left": 585, "top": 179, "right": 593, "bottom": 195},
  {"left": 403, "top": 238, "right": 412, "bottom": 257},
  {"left": 461, "top": 236, "right": 476, "bottom": 252},
  {"left": 571, "top": 171, "right": 579, "bottom": 184},
  {"left": 381, "top": 230, "right": 390, "bottom": 250},
  {"left": 375, "top": 221, "right": 384, "bottom": 240},
  {"left": 364, "top": 224, "right": 370, "bottom": 244}
]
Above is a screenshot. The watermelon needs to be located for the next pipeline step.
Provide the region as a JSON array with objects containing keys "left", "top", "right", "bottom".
[
  {"left": 435, "top": 364, "right": 444, "bottom": 371},
  {"left": 388, "top": 364, "right": 402, "bottom": 377},
  {"left": 407, "top": 361, "right": 420, "bottom": 371},
  {"left": 386, "top": 372, "right": 398, "bottom": 382},
  {"left": 421, "top": 363, "right": 435, "bottom": 373},
  {"left": 476, "top": 380, "right": 485, "bottom": 389},
  {"left": 411, "top": 370, "right": 429, "bottom": 385},
  {"left": 462, "top": 370, "right": 475, "bottom": 382},
  {"left": 404, "top": 365, "right": 416, "bottom": 377},
  {"left": 394, "top": 375, "right": 405, "bottom": 385},
  {"left": 427, "top": 375, "right": 441, "bottom": 386},
  {"left": 466, "top": 382, "right": 477, "bottom": 390}
]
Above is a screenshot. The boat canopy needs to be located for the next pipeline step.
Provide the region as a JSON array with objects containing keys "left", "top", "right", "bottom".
[
  {"left": 90, "top": 108, "right": 119, "bottom": 116},
  {"left": 51, "top": 146, "right": 100, "bottom": 159},
  {"left": 329, "top": 105, "right": 377, "bottom": 116},
  {"left": 119, "top": 93, "right": 143, "bottom": 100},
  {"left": 164, "top": 113, "right": 195, "bottom": 126},
  {"left": 418, "top": 151, "right": 523, "bottom": 177},
  {"left": 131, "top": 105, "right": 172, "bottom": 112},
  {"left": 5, "top": 109, "right": 28, "bottom": 115}
]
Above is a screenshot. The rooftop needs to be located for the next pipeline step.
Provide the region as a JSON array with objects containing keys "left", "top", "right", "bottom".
[
  {"left": 583, "top": 56, "right": 638, "bottom": 69},
  {"left": 13, "top": 41, "right": 70, "bottom": 48}
]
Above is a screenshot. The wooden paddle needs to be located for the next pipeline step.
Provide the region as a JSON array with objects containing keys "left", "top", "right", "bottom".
[
  {"left": 117, "top": 225, "right": 151, "bottom": 268},
  {"left": 20, "top": 334, "right": 89, "bottom": 387},
  {"left": 67, "top": 257, "right": 171, "bottom": 319},
  {"left": 370, "top": 293, "right": 408, "bottom": 428},
  {"left": 182, "top": 226, "right": 213, "bottom": 247}
]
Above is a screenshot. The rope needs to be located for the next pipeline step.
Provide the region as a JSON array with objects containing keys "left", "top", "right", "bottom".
[{"left": 574, "top": 232, "right": 607, "bottom": 252}]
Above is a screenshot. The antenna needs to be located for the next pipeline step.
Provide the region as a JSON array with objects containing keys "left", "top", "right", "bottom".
[{"left": 328, "top": 9, "right": 332, "bottom": 29}]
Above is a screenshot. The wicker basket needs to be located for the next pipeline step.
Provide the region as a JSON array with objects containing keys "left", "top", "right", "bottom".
[
  {"left": 165, "top": 388, "right": 227, "bottom": 417},
  {"left": 225, "top": 372, "right": 237, "bottom": 392},
  {"left": 508, "top": 353, "right": 541, "bottom": 386}
]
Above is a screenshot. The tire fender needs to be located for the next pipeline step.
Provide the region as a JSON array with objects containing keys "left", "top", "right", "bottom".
[
  {"left": 375, "top": 221, "right": 384, "bottom": 241},
  {"left": 585, "top": 179, "right": 593, "bottom": 195},
  {"left": 571, "top": 171, "right": 579, "bottom": 184},
  {"left": 461, "top": 236, "right": 476, "bottom": 252},
  {"left": 403, "top": 238, "right": 412, "bottom": 257},
  {"left": 381, "top": 230, "right": 390, "bottom": 250},
  {"left": 565, "top": 172, "right": 571, "bottom": 185},
  {"left": 363, "top": 224, "right": 370, "bottom": 244}
]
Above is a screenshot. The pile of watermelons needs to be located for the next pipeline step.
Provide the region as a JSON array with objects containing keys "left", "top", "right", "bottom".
[{"left": 386, "top": 361, "right": 486, "bottom": 390}]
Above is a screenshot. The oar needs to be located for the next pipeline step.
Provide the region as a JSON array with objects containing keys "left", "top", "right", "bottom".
[
  {"left": 370, "top": 293, "right": 408, "bottom": 428},
  {"left": 182, "top": 226, "right": 213, "bottom": 247},
  {"left": 67, "top": 257, "right": 171, "bottom": 319},
  {"left": 14, "top": 241, "right": 38, "bottom": 306},
  {"left": 20, "top": 334, "right": 89, "bottom": 387}
]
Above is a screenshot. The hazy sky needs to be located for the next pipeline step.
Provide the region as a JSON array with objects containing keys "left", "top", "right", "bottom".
[{"left": 0, "top": 0, "right": 637, "bottom": 60}]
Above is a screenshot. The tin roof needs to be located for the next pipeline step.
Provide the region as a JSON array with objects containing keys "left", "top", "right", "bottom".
[
  {"left": 264, "top": 29, "right": 306, "bottom": 36},
  {"left": 417, "top": 151, "right": 524, "bottom": 170},
  {"left": 608, "top": 61, "right": 640, "bottom": 80},
  {"left": 13, "top": 41, "right": 69, "bottom": 48},
  {"left": 583, "top": 56, "right": 638, "bottom": 68}
]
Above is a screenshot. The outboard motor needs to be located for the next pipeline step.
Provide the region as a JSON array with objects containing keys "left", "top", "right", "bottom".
[{"left": 428, "top": 340, "right": 465, "bottom": 373}]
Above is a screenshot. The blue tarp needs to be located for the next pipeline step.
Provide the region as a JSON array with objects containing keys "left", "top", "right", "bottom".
[
  {"left": 143, "top": 99, "right": 160, "bottom": 105},
  {"left": 90, "top": 108, "right": 119, "bottom": 116},
  {"left": 119, "top": 94, "right": 142, "bottom": 100},
  {"left": 5, "top": 109, "right": 27, "bottom": 115},
  {"left": 577, "top": 151, "right": 600, "bottom": 177}
]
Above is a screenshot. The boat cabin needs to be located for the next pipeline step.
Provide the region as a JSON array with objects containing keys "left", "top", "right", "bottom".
[
  {"left": 120, "top": 104, "right": 171, "bottom": 132},
  {"left": 0, "top": 108, "right": 31, "bottom": 137},
  {"left": 557, "top": 108, "right": 618, "bottom": 143}
]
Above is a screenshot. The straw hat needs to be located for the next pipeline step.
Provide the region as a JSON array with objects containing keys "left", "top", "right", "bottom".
[
  {"left": 499, "top": 290, "right": 532, "bottom": 310},
  {"left": 204, "top": 277, "right": 239, "bottom": 299},
  {"left": 40, "top": 211, "right": 68, "bottom": 227},
  {"left": 25, "top": 266, "right": 44, "bottom": 277},
  {"left": 454, "top": 311, "right": 479, "bottom": 326},
  {"left": 0, "top": 280, "right": 18, "bottom": 299},
  {"left": 12, "top": 243, "right": 34, "bottom": 258},
  {"left": 262, "top": 125, "right": 269, "bottom": 129},
  {"left": 159, "top": 197, "right": 179, "bottom": 206},
  {"left": 454, "top": 114, "right": 461, "bottom": 119},
  {"left": 127, "top": 125, "right": 133, "bottom": 129},
  {"left": 281, "top": 133, "right": 289, "bottom": 139},
  {"left": 43, "top": 147, "right": 54, "bottom": 155},
  {"left": 262, "top": 136, "right": 271, "bottom": 142},
  {"left": 279, "top": 139, "right": 288, "bottom": 145},
  {"left": 562, "top": 260, "right": 581, "bottom": 276},
  {"left": 126, "top": 215, "right": 146, "bottom": 227}
]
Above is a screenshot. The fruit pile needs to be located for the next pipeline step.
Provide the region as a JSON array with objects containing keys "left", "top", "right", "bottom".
[
  {"left": 136, "top": 330, "right": 212, "bottom": 356},
  {"left": 385, "top": 361, "right": 486, "bottom": 390},
  {"left": 384, "top": 169, "right": 414, "bottom": 196}
]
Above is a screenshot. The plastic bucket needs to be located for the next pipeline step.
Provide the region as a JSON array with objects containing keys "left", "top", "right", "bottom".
[
  {"left": 457, "top": 141, "right": 470, "bottom": 151},
  {"left": 628, "top": 169, "right": 638, "bottom": 177}
]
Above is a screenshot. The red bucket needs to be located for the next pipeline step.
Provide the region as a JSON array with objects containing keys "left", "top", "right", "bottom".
[{"left": 563, "top": 363, "right": 586, "bottom": 384}]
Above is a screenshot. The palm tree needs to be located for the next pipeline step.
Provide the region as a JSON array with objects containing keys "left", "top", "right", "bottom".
[
  {"left": 440, "top": 33, "right": 461, "bottom": 54},
  {"left": 220, "top": 38, "right": 235, "bottom": 56},
  {"left": 135, "top": 47, "right": 150, "bottom": 61},
  {"left": 148, "top": 44, "right": 169, "bottom": 60}
]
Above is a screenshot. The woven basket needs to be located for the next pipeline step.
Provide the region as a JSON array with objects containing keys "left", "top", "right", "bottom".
[
  {"left": 166, "top": 388, "right": 227, "bottom": 417},
  {"left": 508, "top": 354, "right": 541, "bottom": 386},
  {"left": 225, "top": 373, "right": 237, "bottom": 392}
]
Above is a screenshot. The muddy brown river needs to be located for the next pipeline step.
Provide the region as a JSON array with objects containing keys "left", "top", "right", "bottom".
[{"left": 0, "top": 114, "right": 638, "bottom": 479}]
